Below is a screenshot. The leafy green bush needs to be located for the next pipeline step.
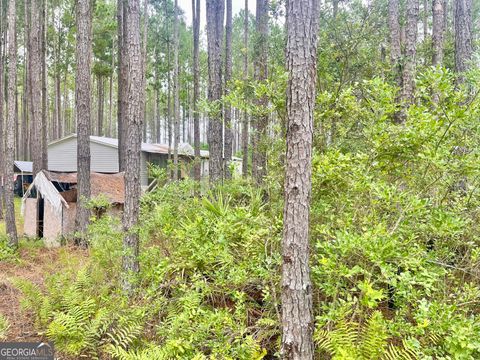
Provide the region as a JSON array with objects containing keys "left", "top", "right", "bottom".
[
  {"left": 13, "top": 69, "right": 480, "bottom": 359},
  {"left": 0, "top": 235, "right": 17, "bottom": 262}
]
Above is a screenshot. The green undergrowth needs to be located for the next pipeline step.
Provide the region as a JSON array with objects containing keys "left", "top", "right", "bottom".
[{"left": 13, "top": 71, "right": 480, "bottom": 359}]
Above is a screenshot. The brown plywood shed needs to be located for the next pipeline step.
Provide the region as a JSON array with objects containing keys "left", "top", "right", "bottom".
[{"left": 22, "top": 170, "right": 125, "bottom": 247}]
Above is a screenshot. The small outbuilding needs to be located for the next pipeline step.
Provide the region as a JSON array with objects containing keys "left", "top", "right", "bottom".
[
  {"left": 22, "top": 170, "right": 124, "bottom": 247},
  {"left": 14, "top": 161, "right": 33, "bottom": 196}
]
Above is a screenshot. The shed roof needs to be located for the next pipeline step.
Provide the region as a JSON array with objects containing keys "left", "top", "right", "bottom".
[
  {"left": 48, "top": 134, "right": 209, "bottom": 158},
  {"left": 22, "top": 170, "right": 125, "bottom": 216},
  {"left": 14, "top": 160, "right": 33, "bottom": 173},
  {"left": 43, "top": 170, "right": 125, "bottom": 204}
]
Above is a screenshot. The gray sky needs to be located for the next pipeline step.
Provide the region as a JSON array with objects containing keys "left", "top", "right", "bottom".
[{"left": 177, "top": 0, "right": 256, "bottom": 28}]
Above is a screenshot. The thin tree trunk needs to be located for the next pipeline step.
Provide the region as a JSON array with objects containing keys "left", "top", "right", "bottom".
[
  {"left": 224, "top": 0, "right": 233, "bottom": 179},
  {"left": 192, "top": 0, "right": 201, "bottom": 181},
  {"left": 206, "top": 0, "right": 225, "bottom": 183},
  {"left": 122, "top": 0, "right": 143, "bottom": 292},
  {"left": 0, "top": 0, "right": 4, "bottom": 219},
  {"left": 108, "top": 45, "right": 114, "bottom": 137},
  {"left": 432, "top": 0, "right": 444, "bottom": 66},
  {"left": 252, "top": 0, "right": 268, "bottom": 184},
  {"left": 74, "top": 0, "right": 93, "bottom": 246},
  {"left": 141, "top": 0, "right": 147, "bottom": 141},
  {"left": 97, "top": 74, "right": 104, "bottom": 136},
  {"left": 6, "top": 0, "right": 18, "bottom": 246},
  {"left": 389, "top": 0, "right": 402, "bottom": 86},
  {"left": 282, "top": 0, "right": 320, "bottom": 357},
  {"left": 117, "top": 0, "right": 127, "bottom": 171},
  {"left": 29, "top": 2, "right": 43, "bottom": 176},
  {"left": 167, "top": 40, "right": 172, "bottom": 163},
  {"left": 242, "top": 0, "right": 249, "bottom": 178},
  {"left": 41, "top": 0, "right": 48, "bottom": 169},
  {"left": 423, "top": 0, "right": 428, "bottom": 41},
  {"left": 173, "top": 0, "right": 180, "bottom": 181},
  {"left": 454, "top": 0, "right": 472, "bottom": 83},
  {"left": 401, "top": 0, "right": 419, "bottom": 106},
  {"left": 22, "top": 65, "right": 28, "bottom": 159}
]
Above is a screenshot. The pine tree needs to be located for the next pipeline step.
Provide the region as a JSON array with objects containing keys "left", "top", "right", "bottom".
[
  {"left": 122, "top": 0, "right": 143, "bottom": 292},
  {"left": 281, "top": 0, "right": 320, "bottom": 358},
  {"left": 206, "top": 0, "right": 225, "bottom": 183},
  {"left": 6, "top": 0, "right": 18, "bottom": 247},
  {"left": 74, "top": 0, "right": 93, "bottom": 246},
  {"left": 192, "top": 0, "right": 201, "bottom": 182}
]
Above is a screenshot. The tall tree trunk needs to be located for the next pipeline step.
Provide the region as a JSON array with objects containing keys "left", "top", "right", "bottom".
[
  {"left": 282, "top": 0, "right": 320, "bottom": 358},
  {"left": 74, "top": 0, "right": 93, "bottom": 246},
  {"left": 6, "top": 0, "right": 18, "bottom": 247},
  {"left": 192, "top": 0, "right": 201, "bottom": 182},
  {"left": 242, "top": 0, "right": 249, "bottom": 178},
  {"left": 389, "top": 0, "right": 402, "bottom": 86},
  {"left": 401, "top": 0, "right": 419, "bottom": 107},
  {"left": 423, "top": 0, "right": 428, "bottom": 41},
  {"left": 0, "top": 0, "right": 5, "bottom": 220},
  {"left": 432, "top": 0, "right": 444, "bottom": 65},
  {"left": 29, "top": 3, "right": 43, "bottom": 176},
  {"left": 22, "top": 65, "right": 28, "bottom": 159},
  {"left": 206, "top": 0, "right": 225, "bottom": 183},
  {"left": 173, "top": 0, "right": 180, "bottom": 181},
  {"left": 252, "top": 0, "right": 268, "bottom": 184},
  {"left": 97, "top": 74, "right": 104, "bottom": 136},
  {"left": 443, "top": 0, "right": 448, "bottom": 34},
  {"left": 454, "top": 0, "right": 472, "bottom": 83},
  {"left": 108, "top": 45, "right": 114, "bottom": 137},
  {"left": 41, "top": 0, "right": 48, "bottom": 169},
  {"left": 117, "top": 0, "right": 127, "bottom": 171},
  {"left": 122, "top": 0, "right": 143, "bottom": 292},
  {"left": 167, "top": 39, "right": 172, "bottom": 163},
  {"left": 224, "top": 0, "right": 233, "bottom": 179},
  {"left": 141, "top": 0, "right": 147, "bottom": 141}
]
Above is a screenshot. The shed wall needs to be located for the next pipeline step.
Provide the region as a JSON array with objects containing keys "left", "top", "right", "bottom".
[
  {"left": 23, "top": 198, "right": 38, "bottom": 238},
  {"left": 43, "top": 201, "right": 62, "bottom": 247},
  {"left": 48, "top": 138, "right": 120, "bottom": 173},
  {"left": 62, "top": 203, "right": 77, "bottom": 237}
]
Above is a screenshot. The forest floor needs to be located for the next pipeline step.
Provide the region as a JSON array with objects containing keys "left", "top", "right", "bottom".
[{"left": 0, "top": 198, "right": 89, "bottom": 344}]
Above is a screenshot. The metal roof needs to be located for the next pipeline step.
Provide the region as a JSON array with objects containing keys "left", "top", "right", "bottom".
[
  {"left": 49, "top": 134, "right": 210, "bottom": 158},
  {"left": 14, "top": 160, "right": 33, "bottom": 173}
]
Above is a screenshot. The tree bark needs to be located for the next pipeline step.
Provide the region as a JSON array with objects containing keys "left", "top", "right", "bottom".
[
  {"left": 242, "top": 0, "right": 249, "bottom": 178},
  {"left": 122, "top": 0, "right": 143, "bottom": 292},
  {"left": 117, "top": 0, "right": 127, "bottom": 171},
  {"left": 388, "top": 0, "right": 402, "bottom": 86},
  {"left": 432, "top": 0, "right": 444, "bottom": 66},
  {"left": 74, "top": 0, "right": 93, "bottom": 246},
  {"left": 192, "top": 0, "right": 201, "bottom": 182},
  {"left": 224, "top": 0, "right": 233, "bottom": 179},
  {"left": 401, "top": 0, "right": 419, "bottom": 107},
  {"left": 173, "top": 0, "right": 180, "bottom": 181},
  {"left": 96, "top": 74, "right": 104, "bottom": 136},
  {"left": 41, "top": 0, "right": 48, "bottom": 170},
  {"left": 141, "top": 0, "right": 147, "bottom": 141},
  {"left": 206, "top": 0, "right": 224, "bottom": 183},
  {"left": 29, "top": 2, "right": 43, "bottom": 175},
  {"left": 0, "top": 0, "right": 5, "bottom": 220},
  {"left": 108, "top": 44, "right": 114, "bottom": 137},
  {"left": 454, "top": 0, "right": 472, "bottom": 82},
  {"left": 423, "top": 0, "right": 428, "bottom": 41},
  {"left": 6, "top": 0, "right": 18, "bottom": 247},
  {"left": 252, "top": 0, "right": 268, "bottom": 184},
  {"left": 282, "top": 1, "right": 320, "bottom": 358}
]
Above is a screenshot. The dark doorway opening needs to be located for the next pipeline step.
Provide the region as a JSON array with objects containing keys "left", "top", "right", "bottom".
[{"left": 37, "top": 197, "right": 44, "bottom": 238}]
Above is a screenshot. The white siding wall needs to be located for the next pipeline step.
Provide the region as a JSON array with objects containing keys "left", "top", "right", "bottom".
[{"left": 48, "top": 138, "right": 119, "bottom": 173}]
